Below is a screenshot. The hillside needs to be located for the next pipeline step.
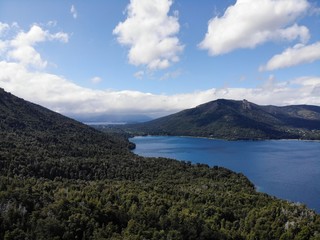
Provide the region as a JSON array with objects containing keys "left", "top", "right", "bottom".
[
  {"left": 0, "top": 88, "right": 135, "bottom": 178},
  {"left": 1, "top": 88, "right": 320, "bottom": 239},
  {"left": 122, "top": 99, "right": 320, "bottom": 140}
]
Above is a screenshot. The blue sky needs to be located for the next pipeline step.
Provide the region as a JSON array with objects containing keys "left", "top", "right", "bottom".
[{"left": 0, "top": 0, "right": 320, "bottom": 118}]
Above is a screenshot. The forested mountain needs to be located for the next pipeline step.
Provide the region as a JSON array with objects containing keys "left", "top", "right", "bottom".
[
  {"left": 122, "top": 99, "right": 320, "bottom": 140},
  {"left": 1, "top": 88, "right": 320, "bottom": 239}
]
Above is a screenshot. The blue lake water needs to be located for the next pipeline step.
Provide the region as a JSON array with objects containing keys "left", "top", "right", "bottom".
[{"left": 130, "top": 136, "right": 320, "bottom": 213}]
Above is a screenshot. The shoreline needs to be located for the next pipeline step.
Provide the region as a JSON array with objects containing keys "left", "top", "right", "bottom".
[
  {"left": 130, "top": 134, "right": 320, "bottom": 142},
  {"left": 130, "top": 135, "right": 320, "bottom": 213}
]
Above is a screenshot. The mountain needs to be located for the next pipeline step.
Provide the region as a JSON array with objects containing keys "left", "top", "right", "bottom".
[
  {"left": 122, "top": 99, "right": 320, "bottom": 140},
  {"left": 1, "top": 88, "right": 320, "bottom": 239},
  {"left": 70, "top": 113, "right": 153, "bottom": 125},
  {"left": 0, "top": 88, "right": 134, "bottom": 161}
]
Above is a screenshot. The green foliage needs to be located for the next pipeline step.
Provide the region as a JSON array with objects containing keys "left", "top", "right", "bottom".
[{"left": 1, "top": 174, "right": 320, "bottom": 240}]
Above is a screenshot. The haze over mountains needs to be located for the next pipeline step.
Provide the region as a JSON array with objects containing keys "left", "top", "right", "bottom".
[
  {"left": 1, "top": 88, "right": 320, "bottom": 239},
  {"left": 72, "top": 113, "right": 152, "bottom": 125},
  {"left": 123, "top": 99, "right": 320, "bottom": 140}
]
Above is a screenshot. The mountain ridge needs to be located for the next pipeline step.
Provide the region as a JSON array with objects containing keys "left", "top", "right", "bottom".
[{"left": 122, "top": 99, "right": 320, "bottom": 140}]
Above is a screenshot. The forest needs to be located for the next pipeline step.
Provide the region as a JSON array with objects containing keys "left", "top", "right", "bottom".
[
  {"left": 119, "top": 99, "right": 320, "bottom": 140},
  {"left": 1, "top": 88, "right": 320, "bottom": 239}
]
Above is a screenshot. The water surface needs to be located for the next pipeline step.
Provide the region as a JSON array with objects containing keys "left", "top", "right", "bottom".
[{"left": 131, "top": 136, "right": 320, "bottom": 213}]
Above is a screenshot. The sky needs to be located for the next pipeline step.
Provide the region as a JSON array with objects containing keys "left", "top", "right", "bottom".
[{"left": 0, "top": 0, "right": 320, "bottom": 118}]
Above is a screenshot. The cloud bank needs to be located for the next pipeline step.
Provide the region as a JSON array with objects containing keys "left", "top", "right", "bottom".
[
  {"left": 199, "top": 0, "right": 310, "bottom": 55},
  {"left": 113, "top": 0, "right": 184, "bottom": 70},
  {"left": 1, "top": 59, "right": 320, "bottom": 118}
]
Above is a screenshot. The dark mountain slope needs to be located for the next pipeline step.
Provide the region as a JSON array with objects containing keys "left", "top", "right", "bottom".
[
  {"left": 1, "top": 89, "right": 320, "bottom": 239},
  {"left": 0, "top": 88, "right": 135, "bottom": 180},
  {"left": 0, "top": 88, "right": 134, "bottom": 161},
  {"left": 123, "top": 99, "right": 320, "bottom": 140}
]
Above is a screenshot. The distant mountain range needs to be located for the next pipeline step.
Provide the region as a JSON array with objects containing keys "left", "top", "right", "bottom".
[
  {"left": 122, "top": 99, "right": 320, "bottom": 140},
  {"left": 71, "top": 113, "right": 153, "bottom": 125}
]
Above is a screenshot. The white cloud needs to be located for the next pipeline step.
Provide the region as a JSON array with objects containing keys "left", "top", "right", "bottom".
[
  {"left": 160, "top": 69, "right": 181, "bottom": 80},
  {"left": 0, "top": 22, "right": 10, "bottom": 36},
  {"left": 1, "top": 21, "right": 319, "bottom": 119},
  {"left": 260, "top": 42, "right": 320, "bottom": 71},
  {"left": 71, "top": 5, "right": 78, "bottom": 19},
  {"left": 0, "top": 23, "right": 10, "bottom": 53},
  {"left": 134, "top": 70, "right": 145, "bottom": 79},
  {"left": 91, "top": 76, "right": 102, "bottom": 84},
  {"left": 8, "top": 45, "right": 48, "bottom": 69},
  {"left": 199, "top": 0, "right": 310, "bottom": 55},
  {"left": 292, "top": 76, "right": 320, "bottom": 86},
  {"left": 47, "top": 21, "right": 57, "bottom": 27},
  {"left": 4, "top": 24, "right": 69, "bottom": 69},
  {"left": 1, "top": 59, "right": 320, "bottom": 118},
  {"left": 113, "top": 0, "right": 184, "bottom": 70},
  {"left": 50, "top": 32, "right": 69, "bottom": 43}
]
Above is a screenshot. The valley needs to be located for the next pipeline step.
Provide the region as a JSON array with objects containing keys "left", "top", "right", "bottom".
[{"left": 1, "top": 89, "right": 320, "bottom": 239}]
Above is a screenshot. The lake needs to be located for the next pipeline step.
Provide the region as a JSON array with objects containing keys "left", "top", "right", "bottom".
[{"left": 130, "top": 136, "right": 320, "bottom": 213}]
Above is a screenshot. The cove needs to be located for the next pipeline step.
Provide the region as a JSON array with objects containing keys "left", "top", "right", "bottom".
[{"left": 130, "top": 136, "right": 320, "bottom": 213}]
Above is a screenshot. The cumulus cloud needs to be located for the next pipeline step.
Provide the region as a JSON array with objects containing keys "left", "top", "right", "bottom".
[
  {"left": 260, "top": 42, "right": 320, "bottom": 71},
  {"left": 199, "top": 0, "right": 310, "bottom": 55},
  {"left": 71, "top": 5, "right": 78, "bottom": 19},
  {"left": 3, "top": 24, "right": 68, "bottom": 69},
  {"left": 113, "top": 0, "right": 184, "bottom": 70}
]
